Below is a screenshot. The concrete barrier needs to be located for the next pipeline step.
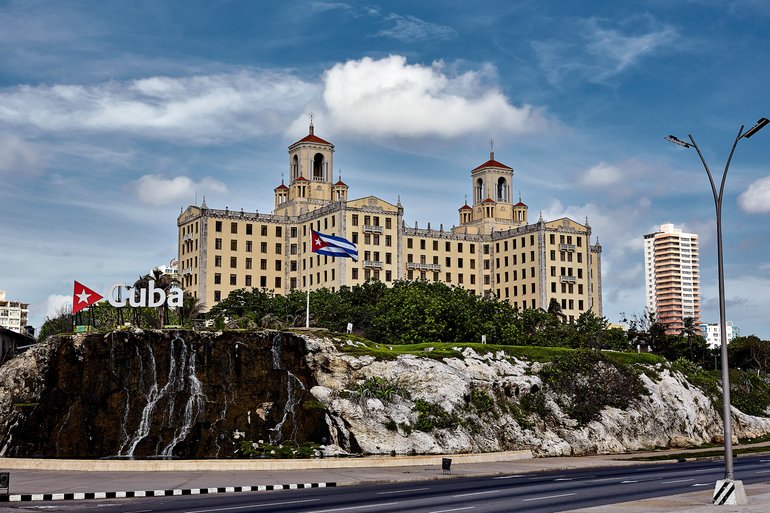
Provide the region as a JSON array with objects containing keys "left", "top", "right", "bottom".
[{"left": 0, "top": 450, "right": 533, "bottom": 472}]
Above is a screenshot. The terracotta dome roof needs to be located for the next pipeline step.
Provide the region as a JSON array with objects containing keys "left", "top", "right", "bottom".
[
  {"left": 334, "top": 180, "right": 347, "bottom": 186},
  {"left": 291, "top": 133, "right": 333, "bottom": 146},
  {"left": 482, "top": 197, "right": 496, "bottom": 204},
  {"left": 515, "top": 201, "right": 527, "bottom": 207},
  {"left": 274, "top": 183, "right": 289, "bottom": 191},
  {"left": 293, "top": 176, "right": 308, "bottom": 182},
  {"left": 472, "top": 158, "right": 512, "bottom": 172},
  {"left": 459, "top": 203, "right": 472, "bottom": 211}
]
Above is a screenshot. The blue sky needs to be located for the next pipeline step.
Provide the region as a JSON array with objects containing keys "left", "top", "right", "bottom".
[{"left": 1, "top": 0, "right": 770, "bottom": 337}]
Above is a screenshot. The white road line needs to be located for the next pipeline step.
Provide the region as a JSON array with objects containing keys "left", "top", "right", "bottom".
[
  {"left": 377, "top": 487, "right": 430, "bottom": 495},
  {"left": 692, "top": 483, "right": 712, "bottom": 487},
  {"left": 755, "top": 469, "right": 770, "bottom": 474},
  {"left": 554, "top": 478, "right": 574, "bottom": 481},
  {"left": 452, "top": 490, "right": 502, "bottom": 498},
  {"left": 694, "top": 468, "right": 717, "bottom": 473},
  {"left": 662, "top": 478, "right": 695, "bottom": 484},
  {"left": 522, "top": 493, "right": 576, "bottom": 502},
  {"left": 429, "top": 508, "right": 475, "bottom": 513},
  {"left": 306, "top": 502, "right": 401, "bottom": 513},
  {"left": 186, "top": 498, "right": 320, "bottom": 513},
  {"left": 493, "top": 475, "right": 525, "bottom": 479},
  {"left": 589, "top": 477, "right": 625, "bottom": 482},
  {"left": 621, "top": 480, "right": 639, "bottom": 484}
]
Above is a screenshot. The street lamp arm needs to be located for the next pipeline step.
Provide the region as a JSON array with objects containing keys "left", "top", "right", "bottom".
[
  {"left": 687, "top": 135, "right": 720, "bottom": 205},
  {"left": 718, "top": 126, "right": 745, "bottom": 205}
]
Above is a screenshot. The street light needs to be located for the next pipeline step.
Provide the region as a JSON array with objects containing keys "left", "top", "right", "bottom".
[{"left": 666, "top": 117, "right": 768, "bottom": 506}]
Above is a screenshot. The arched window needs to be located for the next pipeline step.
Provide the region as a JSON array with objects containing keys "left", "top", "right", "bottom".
[
  {"left": 497, "top": 177, "right": 507, "bottom": 202},
  {"left": 292, "top": 155, "right": 299, "bottom": 179},
  {"left": 313, "top": 153, "right": 324, "bottom": 181},
  {"left": 475, "top": 178, "right": 483, "bottom": 202}
]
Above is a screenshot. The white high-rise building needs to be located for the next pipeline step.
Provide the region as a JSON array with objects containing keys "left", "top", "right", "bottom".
[
  {"left": 643, "top": 223, "right": 701, "bottom": 335},
  {"left": 700, "top": 321, "right": 738, "bottom": 348},
  {"left": 0, "top": 290, "right": 29, "bottom": 334}
]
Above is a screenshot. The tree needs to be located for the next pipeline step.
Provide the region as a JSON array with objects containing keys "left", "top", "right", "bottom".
[
  {"left": 729, "top": 336, "right": 770, "bottom": 374},
  {"left": 38, "top": 306, "right": 73, "bottom": 341}
]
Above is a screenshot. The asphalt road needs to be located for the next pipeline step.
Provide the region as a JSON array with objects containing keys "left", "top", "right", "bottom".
[{"left": 4, "top": 456, "right": 770, "bottom": 513}]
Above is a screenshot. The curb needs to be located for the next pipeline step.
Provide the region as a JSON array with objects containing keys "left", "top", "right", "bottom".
[{"left": 0, "top": 482, "right": 335, "bottom": 502}]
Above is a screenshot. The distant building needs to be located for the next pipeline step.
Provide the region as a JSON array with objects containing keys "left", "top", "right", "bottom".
[
  {"left": 154, "top": 259, "right": 180, "bottom": 285},
  {"left": 0, "top": 290, "right": 29, "bottom": 334},
  {"left": 700, "top": 321, "right": 739, "bottom": 348},
  {"left": 643, "top": 223, "right": 701, "bottom": 335},
  {"left": 178, "top": 123, "right": 602, "bottom": 320}
]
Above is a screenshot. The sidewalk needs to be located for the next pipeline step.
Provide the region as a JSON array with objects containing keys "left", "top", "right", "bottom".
[{"left": 1, "top": 445, "right": 769, "bottom": 512}]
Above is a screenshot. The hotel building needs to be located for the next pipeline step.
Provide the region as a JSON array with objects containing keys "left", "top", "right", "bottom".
[
  {"left": 0, "top": 290, "right": 29, "bottom": 334},
  {"left": 178, "top": 124, "right": 602, "bottom": 321},
  {"left": 644, "top": 223, "right": 701, "bottom": 334}
]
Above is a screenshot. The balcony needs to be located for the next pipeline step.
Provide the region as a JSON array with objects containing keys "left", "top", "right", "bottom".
[
  {"left": 560, "top": 275, "right": 577, "bottom": 283},
  {"left": 559, "top": 243, "right": 576, "bottom": 252},
  {"left": 363, "top": 260, "right": 384, "bottom": 269},
  {"left": 363, "top": 225, "right": 384, "bottom": 234},
  {"left": 183, "top": 233, "right": 194, "bottom": 242},
  {"left": 182, "top": 267, "right": 193, "bottom": 275},
  {"left": 407, "top": 262, "right": 441, "bottom": 271}
]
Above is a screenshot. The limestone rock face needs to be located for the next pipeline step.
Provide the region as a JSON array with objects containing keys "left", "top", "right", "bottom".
[{"left": 1, "top": 330, "right": 769, "bottom": 459}]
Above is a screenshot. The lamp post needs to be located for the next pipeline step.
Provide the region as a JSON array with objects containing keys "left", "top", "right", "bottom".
[{"left": 665, "top": 117, "right": 768, "bottom": 505}]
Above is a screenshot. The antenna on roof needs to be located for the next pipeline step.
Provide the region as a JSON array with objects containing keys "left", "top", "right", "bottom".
[
  {"left": 308, "top": 112, "right": 315, "bottom": 135},
  {"left": 489, "top": 138, "right": 495, "bottom": 160}
]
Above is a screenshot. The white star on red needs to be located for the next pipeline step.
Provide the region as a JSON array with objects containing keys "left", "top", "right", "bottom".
[{"left": 76, "top": 290, "right": 91, "bottom": 304}]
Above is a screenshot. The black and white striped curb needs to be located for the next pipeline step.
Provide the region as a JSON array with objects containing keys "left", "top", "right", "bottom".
[{"left": 0, "top": 482, "right": 335, "bottom": 502}]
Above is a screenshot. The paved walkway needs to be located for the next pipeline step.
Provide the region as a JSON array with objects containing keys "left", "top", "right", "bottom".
[{"left": 1, "top": 444, "right": 769, "bottom": 511}]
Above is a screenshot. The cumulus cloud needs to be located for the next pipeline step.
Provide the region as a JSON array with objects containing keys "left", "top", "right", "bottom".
[
  {"left": 738, "top": 176, "right": 770, "bottom": 213},
  {"left": 378, "top": 14, "right": 456, "bottom": 42},
  {"left": 580, "top": 161, "right": 622, "bottom": 187},
  {"left": 0, "top": 71, "right": 317, "bottom": 142},
  {"left": 135, "top": 175, "right": 227, "bottom": 206},
  {"left": 0, "top": 133, "right": 45, "bottom": 175},
  {"left": 293, "top": 55, "right": 549, "bottom": 139},
  {"left": 42, "top": 294, "right": 71, "bottom": 320}
]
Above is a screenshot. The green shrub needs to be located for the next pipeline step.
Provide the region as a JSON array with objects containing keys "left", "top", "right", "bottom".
[
  {"left": 413, "top": 399, "right": 458, "bottom": 432},
  {"left": 539, "top": 349, "right": 647, "bottom": 425},
  {"left": 237, "top": 440, "right": 320, "bottom": 459},
  {"left": 351, "top": 376, "right": 411, "bottom": 403},
  {"left": 469, "top": 389, "right": 495, "bottom": 412},
  {"left": 730, "top": 370, "right": 770, "bottom": 417}
]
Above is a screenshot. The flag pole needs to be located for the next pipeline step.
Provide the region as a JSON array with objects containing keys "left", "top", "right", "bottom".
[{"left": 306, "top": 233, "right": 310, "bottom": 328}]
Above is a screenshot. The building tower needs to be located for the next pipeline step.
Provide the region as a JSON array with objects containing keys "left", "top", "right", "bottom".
[{"left": 643, "top": 223, "right": 701, "bottom": 334}]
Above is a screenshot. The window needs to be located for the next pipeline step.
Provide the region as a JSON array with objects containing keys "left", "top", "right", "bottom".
[
  {"left": 245, "top": 275, "right": 252, "bottom": 287},
  {"left": 420, "top": 239, "right": 426, "bottom": 250},
  {"left": 386, "top": 270, "right": 392, "bottom": 281},
  {"left": 386, "top": 218, "right": 391, "bottom": 229},
  {"left": 230, "top": 257, "right": 237, "bottom": 268},
  {"left": 260, "top": 242, "right": 268, "bottom": 253},
  {"left": 291, "top": 227, "right": 297, "bottom": 237},
  {"left": 433, "top": 240, "right": 439, "bottom": 251},
  {"left": 246, "top": 258, "right": 252, "bottom": 269},
  {"left": 276, "top": 226, "right": 282, "bottom": 237},
  {"left": 260, "top": 276, "right": 267, "bottom": 288},
  {"left": 551, "top": 282, "right": 556, "bottom": 293},
  {"left": 458, "top": 258, "right": 464, "bottom": 268},
  {"left": 446, "top": 272, "right": 452, "bottom": 282},
  {"left": 470, "top": 259, "right": 476, "bottom": 269},
  {"left": 352, "top": 233, "right": 358, "bottom": 243},
  {"left": 275, "top": 277, "right": 281, "bottom": 288},
  {"left": 352, "top": 214, "right": 359, "bottom": 226},
  {"left": 260, "top": 259, "right": 267, "bottom": 270},
  {"left": 215, "top": 256, "right": 222, "bottom": 267},
  {"left": 246, "top": 224, "right": 253, "bottom": 235},
  {"left": 352, "top": 268, "right": 359, "bottom": 279},
  {"left": 215, "top": 238, "right": 222, "bottom": 250},
  {"left": 246, "top": 241, "right": 252, "bottom": 252},
  {"left": 215, "top": 221, "right": 222, "bottom": 232},
  {"left": 261, "top": 225, "right": 267, "bottom": 236},
  {"left": 214, "top": 290, "right": 221, "bottom": 301},
  {"left": 407, "top": 238, "right": 413, "bottom": 249},
  {"left": 275, "top": 260, "right": 282, "bottom": 271},
  {"left": 231, "top": 222, "right": 237, "bottom": 234},
  {"left": 275, "top": 243, "right": 282, "bottom": 253},
  {"left": 231, "top": 240, "right": 237, "bottom": 251},
  {"left": 214, "top": 273, "right": 221, "bottom": 284},
  {"left": 550, "top": 234, "right": 555, "bottom": 244},
  {"left": 230, "top": 274, "right": 237, "bottom": 286},
  {"left": 446, "top": 257, "right": 451, "bottom": 267},
  {"left": 386, "top": 235, "right": 392, "bottom": 247}
]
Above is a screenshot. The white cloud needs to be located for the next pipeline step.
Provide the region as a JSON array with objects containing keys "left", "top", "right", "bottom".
[
  {"left": 378, "top": 14, "right": 456, "bottom": 43},
  {"left": 533, "top": 16, "right": 678, "bottom": 86},
  {"left": 0, "top": 71, "right": 317, "bottom": 142},
  {"left": 42, "top": 294, "right": 71, "bottom": 320},
  {"left": 0, "top": 133, "right": 44, "bottom": 176},
  {"left": 580, "top": 161, "right": 622, "bottom": 187},
  {"left": 738, "top": 175, "right": 770, "bottom": 213},
  {"left": 135, "top": 175, "right": 227, "bottom": 206},
  {"left": 294, "top": 55, "right": 549, "bottom": 139}
]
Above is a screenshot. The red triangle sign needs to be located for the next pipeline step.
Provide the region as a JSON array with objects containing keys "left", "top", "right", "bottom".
[{"left": 72, "top": 280, "right": 104, "bottom": 314}]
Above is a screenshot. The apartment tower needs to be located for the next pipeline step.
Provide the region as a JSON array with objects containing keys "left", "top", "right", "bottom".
[{"left": 643, "top": 223, "right": 701, "bottom": 334}]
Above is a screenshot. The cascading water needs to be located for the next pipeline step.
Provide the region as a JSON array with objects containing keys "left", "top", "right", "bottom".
[
  {"left": 268, "top": 333, "right": 307, "bottom": 444},
  {"left": 160, "top": 335, "right": 205, "bottom": 457}
]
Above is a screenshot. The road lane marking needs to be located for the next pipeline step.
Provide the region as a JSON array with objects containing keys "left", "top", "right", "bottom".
[
  {"left": 306, "top": 502, "right": 401, "bottom": 513},
  {"left": 452, "top": 490, "right": 502, "bottom": 498},
  {"left": 554, "top": 478, "right": 574, "bottom": 481},
  {"left": 694, "top": 468, "right": 717, "bottom": 472},
  {"left": 493, "top": 475, "right": 525, "bottom": 479},
  {"left": 692, "top": 483, "right": 711, "bottom": 487},
  {"left": 186, "top": 498, "right": 320, "bottom": 512},
  {"left": 755, "top": 469, "right": 770, "bottom": 474},
  {"left": 589, "top": 477, "right": 625, "bottom": 482},
  {"left": 522, "top": 493, "right": 576, "bottom": 502},
  {"left": 429, "top": 508, "right": 475, "bottom": 513},
  {"left": 662, "top": 479, "right": 695, "bottom": 484},
  {"left": 621, "top": 480, "right": 639, "bottom": 483},
  {"left": 377, "top": 487, "right": 430, "bottom": 495}
]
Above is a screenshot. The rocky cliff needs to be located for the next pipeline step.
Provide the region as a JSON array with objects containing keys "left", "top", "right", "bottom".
[{"left": 0, "top": 329, "right": 768, "bottom": 459}]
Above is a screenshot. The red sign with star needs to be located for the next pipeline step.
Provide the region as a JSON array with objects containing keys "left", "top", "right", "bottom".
[{"left": 72, "top": 280, "right": 104, "bottom": 314}]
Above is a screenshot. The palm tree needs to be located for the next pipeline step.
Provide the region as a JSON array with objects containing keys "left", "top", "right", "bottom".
[{"left": 680, "top": 316, "right": 698, "bottom": 359}]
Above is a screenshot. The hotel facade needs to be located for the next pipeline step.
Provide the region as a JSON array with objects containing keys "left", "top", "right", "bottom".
[{"left": 178, "top": 124, "right": 602, "bottom": 322}]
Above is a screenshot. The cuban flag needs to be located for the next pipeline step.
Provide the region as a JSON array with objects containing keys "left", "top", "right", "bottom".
[{"left": 311, "top": 230, "right": 358, "bottom": 261}]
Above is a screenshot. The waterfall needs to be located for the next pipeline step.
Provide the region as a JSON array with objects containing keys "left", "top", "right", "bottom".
[
  {"left": 160, "top": 336, "right": 205, "bottom": 457},
  {"left": 268, "top": 370, "right": 306, "bottom": 444},
  {"left": 271, "top": 333, "right": 283, "bottom": 370}
]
